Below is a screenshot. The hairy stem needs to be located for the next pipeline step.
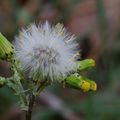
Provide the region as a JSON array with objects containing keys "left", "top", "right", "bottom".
[
  {"left": 25, "top": 94, "right": 35, "bottom": 120},
  {"left": 25, "top": 80, "right": 49, "bottom": 120}
]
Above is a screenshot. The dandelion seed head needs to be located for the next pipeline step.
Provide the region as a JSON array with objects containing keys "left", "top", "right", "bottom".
[{"left": 14, "top": 22, "right": 79, "bottom": 81}]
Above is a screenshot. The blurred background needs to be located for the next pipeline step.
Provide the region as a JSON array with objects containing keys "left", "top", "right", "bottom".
[{"left": 0, "top": 0, "right": 120, "bottom": 120}]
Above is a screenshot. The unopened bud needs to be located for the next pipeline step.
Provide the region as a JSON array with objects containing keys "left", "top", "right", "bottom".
[
  {"left": 0, "top": 33, "right": 14, "bottom": 61},
  {"left": 76, "top": 59, "right": 95, "bottom": 71},
  {"left": 65, "top": 73, "right": 97, "bottom": 92}
]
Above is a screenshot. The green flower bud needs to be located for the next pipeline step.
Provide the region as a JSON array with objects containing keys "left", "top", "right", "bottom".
[
  {"left": 76, "top": 59, "right": 95, "bottom": 71},
  {"left": 65, "top": 73, "right": 97, "bottom": 92},
  {"left": 0, "top": 33, "right": 14, "bottom": 61}
]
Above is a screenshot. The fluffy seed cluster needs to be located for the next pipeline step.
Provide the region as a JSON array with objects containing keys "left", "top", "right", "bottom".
[{"left": 14, "top": 22, "right": 78, "bottom": 81}]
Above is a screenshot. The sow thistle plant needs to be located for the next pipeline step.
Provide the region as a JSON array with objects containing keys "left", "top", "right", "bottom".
[{"left": 0, "top": 22, "right": 97, "bottom": 120}]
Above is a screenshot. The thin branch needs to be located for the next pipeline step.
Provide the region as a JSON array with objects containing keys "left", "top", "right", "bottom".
[{"left": 26, "top": 94, "right": 35, "bottom": 120}]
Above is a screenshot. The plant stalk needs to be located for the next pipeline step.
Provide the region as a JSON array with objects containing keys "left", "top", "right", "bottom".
[
  {"left": 25, "top": 94, "right": 35, "bottom": 120},
  {"left": 25, "top": 80, "right": 49, "bottom": 120}
]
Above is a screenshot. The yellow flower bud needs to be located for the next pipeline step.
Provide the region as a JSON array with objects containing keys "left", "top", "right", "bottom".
[
  {"left": 80, "top": 76, "right": 97, "bottom": 91},
  {"left": 89, "top": 81, "right": 97, "bottom": 91},
  {"left": 80, "top": 80, "right": 90, "bottom": 92},
  {"left": 65, "top": 73, "right": 97, "bottom": 92}
]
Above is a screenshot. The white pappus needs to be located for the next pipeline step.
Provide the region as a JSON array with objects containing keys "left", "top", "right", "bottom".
[{"left": 14, "top": 22, "right": 79, "bottom": 81}]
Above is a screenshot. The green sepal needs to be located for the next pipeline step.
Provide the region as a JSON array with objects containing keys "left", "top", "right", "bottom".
[
  {"left": 65, "top": 73, "right": 81, "bottom": 89},
  {"left": 76, "top": 59, "right": 95, "bottom": 72},
  {"left": 0, "top": 33, "right": 14, "bottom": 60}
]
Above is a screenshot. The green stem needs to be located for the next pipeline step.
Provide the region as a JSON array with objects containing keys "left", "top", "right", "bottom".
[
  {"left": 9, "top": 58, "right": 28, "bottom": 109},
  {"left": 17, "top": 81, "right": 28, "bottom": 109},
  {"left": 25, "top": 80, "right": 49, "bottom": 120}
]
